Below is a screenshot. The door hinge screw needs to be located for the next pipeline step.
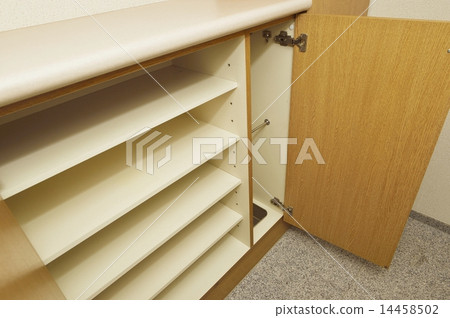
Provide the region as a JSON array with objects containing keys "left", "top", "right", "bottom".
[
  {"left": 262, "top": 30, "right": 272, "bottom": 43},
  {"left": 270, "top": 197, "right": 294, "bottom": 216},
  {"left": 274, "top": 31, "right": 308, "bottom": 52}
]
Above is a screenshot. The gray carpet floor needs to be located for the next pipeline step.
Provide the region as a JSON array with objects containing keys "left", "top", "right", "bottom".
[{"left": 226, "top": 213, "right": 450, "bottom": 300}]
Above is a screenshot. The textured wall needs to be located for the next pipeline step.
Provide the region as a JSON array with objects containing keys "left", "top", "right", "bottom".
[
  {"left": 0, "top": 0, "right": 165, "bottom": 32},
  {"left": 412, "top": 113, "right": 450, "bottom": 225},
  {"left": 369, "top": 0, "right": 450, "bottom": 224},
  {"left": 369, "top": 0, "right": 450, "bottom": 21}
]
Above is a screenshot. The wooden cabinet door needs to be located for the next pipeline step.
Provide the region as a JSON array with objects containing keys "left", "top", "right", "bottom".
[{"left": 285, "top": 14, "right": 450, "bottom": 267}]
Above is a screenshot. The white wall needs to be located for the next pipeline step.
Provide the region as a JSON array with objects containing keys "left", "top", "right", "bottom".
[
  {"left": 369, "top": 0, "right": 450, "bottom": 21},
  {"left": 0, "top": 0, "right": 165, "bottom": 32},
  {"left": 369, "top": 0, "right": 450, "bottom": 225}
]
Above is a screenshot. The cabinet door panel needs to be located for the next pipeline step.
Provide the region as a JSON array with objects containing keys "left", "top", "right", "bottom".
[
  {"left": 285, "top": 14, "right": 450, "bottom": 267},
  {"left": 307, "top": 0, "right": 370, "bottom": 16}
]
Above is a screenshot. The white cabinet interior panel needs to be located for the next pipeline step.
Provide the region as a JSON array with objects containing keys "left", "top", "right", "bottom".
[{"left": 253, "top": 199, "right": 283, "bottom": 243}]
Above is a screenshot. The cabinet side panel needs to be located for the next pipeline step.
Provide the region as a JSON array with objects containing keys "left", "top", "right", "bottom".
[
  {"left": 245, "top": 33, "right": 255, "bottom": 246},
  {"left": 0, "top": 199, "right": 65, "bottom": 299}
]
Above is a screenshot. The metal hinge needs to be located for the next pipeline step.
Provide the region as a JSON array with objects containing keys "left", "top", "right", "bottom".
[
  {"left": 273, "top": 31, "right": 308, "bottom": 52},
  {"left": 270, "top": 197, "right": 293, "bottom": 216}
]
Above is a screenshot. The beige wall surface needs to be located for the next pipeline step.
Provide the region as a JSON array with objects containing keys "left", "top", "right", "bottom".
[
  {"left": 413, "top": 113, "right": 450, "bottom": 225},
  {"left": 369, "top": 0, "right": 450, "bottom": 21},
  {"left": 369, "top": 0, "right": 450, "bottom": 224},
  {"left": 0, "top": 0, "right": 165, "bottom": 32}
]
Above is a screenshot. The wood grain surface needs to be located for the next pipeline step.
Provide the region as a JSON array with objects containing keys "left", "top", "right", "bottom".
[
  {"left": 285, "top": 14, "right": 450, "bottom": 266},
  {"left": 308, "top": 0, "right": 371, "bottom": 16},
  {"left": 0, "top": 198, "right": 64, "bottom": 299}
]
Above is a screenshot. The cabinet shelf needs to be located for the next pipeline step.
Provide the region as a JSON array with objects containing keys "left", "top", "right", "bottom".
[
  {"left": 155, "top": 233, "right": 249, "bottom": 300},
  {"left": 0, "top": 65, "right": 237, "bottom": 199},
  {"left": 7, "top": 116, "right": 239, "bottom": 264},
  {"left": 96, "top": 202, "right": 242, "bottom": 300},
  {"left": 46, "top": 163, "right": 241, "bottom": 300},
  {"left": 253, "top": 199, "right": 283, "bottom": 243}
]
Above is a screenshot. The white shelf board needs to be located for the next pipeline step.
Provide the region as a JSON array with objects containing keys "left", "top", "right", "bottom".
[
  {"left": 253, "top": 198, "right": 283, "bottom": 243},
  {"left": 0, "top": 65, "right": 237, "bottom": 199},
  {"left": 155, "top": 234, "right": 249, "bottom": 300},
  {"left": 7, "top": 116, "right": 239, "bottom": 264},
  {"left": 47, "top": 163, "right": 241, "bottom": 300},
  {"left": 96, "top": 202, "right": 242, "bottom": 300}
]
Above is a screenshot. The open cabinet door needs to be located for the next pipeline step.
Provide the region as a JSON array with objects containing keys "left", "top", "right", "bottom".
[{"left": 285, "top": 14, "right": 450, "bottom": 267}]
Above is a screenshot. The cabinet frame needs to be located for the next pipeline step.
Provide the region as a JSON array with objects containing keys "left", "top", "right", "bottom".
[
  {"left": 1, "top": 16, "right": 282, "bottom": 300},
  {"left": 1, "top": 5, "right": 448, "bottom": 298}
]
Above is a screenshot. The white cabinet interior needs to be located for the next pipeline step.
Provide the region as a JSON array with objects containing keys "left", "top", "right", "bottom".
[
  {"left": 2, "top": 36, "right": 251, "bottom": 300},
  {"left": 2, "top": 0, "right": 447, "bottom": 299},
  {"left": 250, "top": 21, "right": 295, "bottom": 243},
  {"left": 0, "top": 67, "right": 237, "bottom": 200}
]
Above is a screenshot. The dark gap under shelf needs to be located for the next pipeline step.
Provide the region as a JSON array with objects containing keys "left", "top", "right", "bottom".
[{"left": 253, "top": 203, "right": 268, "bottom": 227}]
